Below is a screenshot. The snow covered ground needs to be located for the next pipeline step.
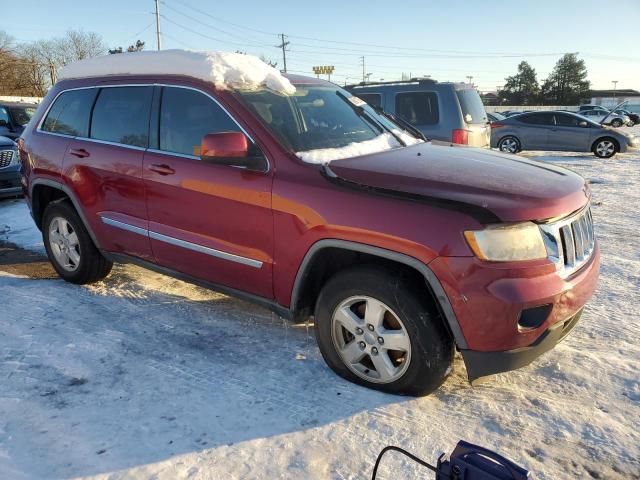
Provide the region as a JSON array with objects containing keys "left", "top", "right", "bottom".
[{"left": 1, "top": 133, "right": 639, "bottom": 479}]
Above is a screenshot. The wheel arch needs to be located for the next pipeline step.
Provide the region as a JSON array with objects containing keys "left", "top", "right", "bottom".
[
  {"left": 591, "top": 135, "right": 620, "bottom": 153},
  {"left": 30, "top": 179, "right": 101, "bottom": 249},
  {"left": 290, "top": 239, "right": 467, "bottom": 349}
]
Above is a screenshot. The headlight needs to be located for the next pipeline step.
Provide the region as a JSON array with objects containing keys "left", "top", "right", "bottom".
[{"left": 464, "top": 222, "right": 547, "bottom": 261}]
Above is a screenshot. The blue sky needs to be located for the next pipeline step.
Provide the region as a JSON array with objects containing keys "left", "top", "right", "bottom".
[{"left": 4, "top": 0, "right": 640, "bottom": 91}]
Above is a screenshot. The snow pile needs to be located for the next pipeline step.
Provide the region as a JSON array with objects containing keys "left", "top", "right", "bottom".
[
  {"left": 59, "top": 49, "right": 296, "bottom": 95},
  {"left": 297, "top": 131, "right": 423, "bottom": 164}
]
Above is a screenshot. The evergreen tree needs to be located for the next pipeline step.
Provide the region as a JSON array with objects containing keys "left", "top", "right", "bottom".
[
  {"left": 540, "top": 53, "right": 590, "bottom": 105},
  {"left": 499, "top": 61, "right": 540, "bottom": 105}
]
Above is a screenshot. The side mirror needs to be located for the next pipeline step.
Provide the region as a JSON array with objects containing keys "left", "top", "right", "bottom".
[
  {"left": 200, "top": 132, "right": 266, "bottom": 171},
  {"left": 579, "top": 121, "right": 589, "bottom": 128}
]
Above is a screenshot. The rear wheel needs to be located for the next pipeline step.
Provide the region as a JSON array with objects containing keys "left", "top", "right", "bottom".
[
  {"left": 314, "top": 265, "right": 454, "bottom": 396},
  {"left": 43, "top": 201, "right": 113, "bottom": 284},
  {"left": 592, "top": 137, "right": 619, "bottom": 158},
  {"left": 611, "top": 119, "right": 623, "bottom": 128},
  {"left": 498, "top": 136, "right": 521, "bottom": 154}
]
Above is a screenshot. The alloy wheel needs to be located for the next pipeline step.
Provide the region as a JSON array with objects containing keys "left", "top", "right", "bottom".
[
  {"left": 499, "top": 138, "right": 518, "bottom": 153},
  {"left": 48, "top": 216, "right": 81, "bottom": 272},
  {"left": 596, "top": 140, "right": 615, "bottom": 157},
  {"left": 331, "top": 296, "right": 411, "bottom": 384}
]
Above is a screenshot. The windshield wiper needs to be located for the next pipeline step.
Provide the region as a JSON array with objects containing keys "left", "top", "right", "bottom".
[
  {"left": 335, "top": 91, "right": 407, "bottom": 146},
  {"left": 372, "top": 106, "right": 428, "bottom": 141}
]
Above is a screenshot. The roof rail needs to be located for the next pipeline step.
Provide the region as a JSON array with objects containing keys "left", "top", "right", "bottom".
[{"left": 346, "top": 77, "right": 437, "bottom": 89}]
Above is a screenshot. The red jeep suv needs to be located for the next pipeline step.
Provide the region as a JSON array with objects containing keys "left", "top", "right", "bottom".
[{"left": 19, "top": 51, "right": 599, "bottom": 396}]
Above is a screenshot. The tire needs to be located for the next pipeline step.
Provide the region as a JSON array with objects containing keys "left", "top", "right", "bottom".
[
  {"left": 611, "top": 119, "right": 623, "bottom": 128},
  {"left": 43, "top": 201, "right": 113, "bottom": 284},
  {"left": 627, "top": 121, "right": 635, "bottom": 127},
  {"left": 592, "top": 137, "right": 619, "bottom": 159},
  {"left": 497, "top": 136, "right": 521, "bottom": 154},
  {"left": 314, "top": 265, "right": 454, "bottom": 396}
]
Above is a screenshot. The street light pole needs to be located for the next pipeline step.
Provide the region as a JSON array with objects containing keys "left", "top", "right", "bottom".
[{"left": 612, "top": 80, "right": 618, "bottom": 100}]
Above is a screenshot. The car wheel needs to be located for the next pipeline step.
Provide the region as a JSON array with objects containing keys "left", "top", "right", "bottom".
[
  {"left": 611, "top": 119, "right": 623, "bottom": 128},
  {"left": 314, "top": 265, "right": 454, "bottom": 396},
  {"left": 498, "top": 136, "right": 521, "bottom": 154},
  {"left": 627, "top": 121, "right": 635, "bottom": 127},
  {"left": 592, "top": 137, "right": 619, "bottom": 159},
  {"left": 43, "top": 201, "right": 113, "bottom": 284}
]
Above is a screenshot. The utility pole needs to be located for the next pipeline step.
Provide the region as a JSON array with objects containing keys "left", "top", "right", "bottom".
[
  {"left": 276, "top": 34, "right": 290, "bottom": 73},
  {"left": 466, "top": 75, "right": 474, "bottom": 86},
  {"left": 612, "top": 80, "right": 618, "bottom": 100},
  {"left": 360, "top": 56, "right": 365, "bottom": 83},
  {"left": 155, "top": 0, "right": 162, "bottom": 50}
]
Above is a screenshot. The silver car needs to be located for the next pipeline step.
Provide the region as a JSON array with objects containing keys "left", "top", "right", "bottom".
[{"left": 490, "top": 111, "right": 637, "bottom": 158}]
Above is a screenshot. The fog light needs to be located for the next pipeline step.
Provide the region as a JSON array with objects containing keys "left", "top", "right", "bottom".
[{"left": 518, "top": 304, "right": 552, "bottom": 331}]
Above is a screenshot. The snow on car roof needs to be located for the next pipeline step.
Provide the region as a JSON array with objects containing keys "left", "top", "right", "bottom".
[{"left": 58, "top": 49, "right": 296, "bottom": 95}]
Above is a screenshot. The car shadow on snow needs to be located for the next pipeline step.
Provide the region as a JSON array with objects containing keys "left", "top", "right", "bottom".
[{"left": 0, "top": 240, "right": 470, "bottom": 478}]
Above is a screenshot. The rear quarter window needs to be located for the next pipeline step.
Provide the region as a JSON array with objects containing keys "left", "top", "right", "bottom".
[
  {"left": 394, "top": 92, "right": 439, "bottom": 125},
  {"left": 455, "top": 89, "right": 487, "bottom": 124},
  {"left": 41, "top": 89, "right": 97, "bottom": 137},
  {"left": 90, "top": 86, "right": 153, "bottom": 147}
]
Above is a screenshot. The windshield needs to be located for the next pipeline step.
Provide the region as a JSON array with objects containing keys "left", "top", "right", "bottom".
[
  {"left": 456, "top": 88, "right": 488, "bottom": 124},
  {"left": 236, "top": 84, "right": 421, "bottom": 163},
  {"left": 9, "top": 106, "right": 36, "bottom": 126}
]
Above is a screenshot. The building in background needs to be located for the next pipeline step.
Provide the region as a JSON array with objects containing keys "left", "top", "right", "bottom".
[{"left": 588, "top": 89, "right": 640, "bottom": 111}]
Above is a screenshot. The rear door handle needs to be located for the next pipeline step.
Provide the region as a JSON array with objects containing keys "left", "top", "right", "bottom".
[
  {"left": 69, "top": 148, "right": 90, "bottom": 158},
  {"left": 149, "top": 164, "right": 175, "bottom": 175}
]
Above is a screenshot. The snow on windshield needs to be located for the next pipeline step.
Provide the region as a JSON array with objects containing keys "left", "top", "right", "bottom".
[
  {"left": 296, "top": 131, "right": 423, "bottom": 164},
  {"left": 59, "top": 49, "right": 296, "bottom": 95}
]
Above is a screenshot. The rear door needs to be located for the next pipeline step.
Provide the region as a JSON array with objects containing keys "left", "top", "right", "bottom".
[
  {"left": 143, "top": 85, "right": 274, "bottom": 298},
  {"left": 62, "top": 85, "right": 154, "bottom": 261},
  {"left": 455, "top": 87, "right": 490, "bottom": 148},
  {"left": 548, "top": 113, "right": 591, "bottom": 151},
  {"left": 513, "top": 113, "right": 555, "bottom": 150}
]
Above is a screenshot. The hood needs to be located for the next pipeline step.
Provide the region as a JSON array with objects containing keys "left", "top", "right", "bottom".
[
  {"left": 326, "top": 143, "right": 589, "bottom": 223},
  {"left": 0, "top": 135, "right": 16, "bottom": 148}
]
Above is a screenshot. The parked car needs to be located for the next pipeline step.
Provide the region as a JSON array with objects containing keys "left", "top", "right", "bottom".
[
  {"left": 491, "top": 111, "right": 637, "bottom": 157},
  {"left": 578, "top": 104, "right": 609, "bottom": 113},
  {"left": 579, "top": 108, "right": 629, "bottom": 127},
  {"left": 613, "top": 109, "right": 639, "bottom": 126},
  {"left": 0, "top": 101, "right": 37, "bottom": 140},
  {"left": 20, "top": 51, "right": 600, "bottom": 396},
  {"left": 486, "top": 111, "right": 506, "bottom": 123},
  {"left": 346, "top": 79, "right": 490, "bottom": 148},
  {"left": 0, "top": 135, "right": 22, "bottom": 198}
]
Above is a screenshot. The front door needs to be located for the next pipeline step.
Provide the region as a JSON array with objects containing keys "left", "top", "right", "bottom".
[
  {"left": 547, "top": 113, "right": 591, "bottom": 151},
  {"left": 143, "top": 86, "right": 274, "bottom": 299}
]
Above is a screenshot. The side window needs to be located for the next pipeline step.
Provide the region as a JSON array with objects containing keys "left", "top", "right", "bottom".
[
  {"left": 356, "top": 93, "right": 382, "bottom": 108},
  {"left": 555, "top": 114, "right": 581, "bottom": 127},
  {"left": 91, "top": 86, "right": 152, "bottom": 147},
  {"left": 159, "top": 87, "right": 241, "bottom": 156},
  {"left": 395, "top": 92, "right": 439, "bottom": 125},
  {"left": 0, "top": 107, "right": 9, "bottom": 124},
  {"left": 41, "top": 89, "right": 97, "bottom": 137},
  {"left": 517, "top": 113, "right": 555, "bottom": 125}
]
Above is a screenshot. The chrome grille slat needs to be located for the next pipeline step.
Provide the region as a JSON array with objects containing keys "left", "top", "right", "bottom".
[
  {"left": 540, "top": 206, "right": 595, "bottom": 278},
  {"left": 0, "top": 149, "right": 14, "bottom": 168}
]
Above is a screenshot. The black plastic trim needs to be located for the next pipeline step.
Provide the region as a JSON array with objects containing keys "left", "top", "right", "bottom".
[
  {"left": 461, "top": 308, "right": 583, "bottom": 385},
  {"left": 290, "top": 238, "right": 468, "bottom": 349}
]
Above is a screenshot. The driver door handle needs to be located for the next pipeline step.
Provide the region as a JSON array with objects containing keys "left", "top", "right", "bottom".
[
  {"left": 149, "top": 164, "right": 175, "bottom": 176},
  {"left": 69, "top": 148, "right": 90, "bottom": 158}
]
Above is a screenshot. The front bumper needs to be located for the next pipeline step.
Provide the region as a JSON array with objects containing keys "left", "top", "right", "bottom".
[
  {"left": 429, "top": 242, "right": 600, "bottom": 382},
  {"left": 461, "top": 308, "right": 582, "bottom": 384},
  {"left": 0, "top": 166, "right": 22, "bottom": 198}
]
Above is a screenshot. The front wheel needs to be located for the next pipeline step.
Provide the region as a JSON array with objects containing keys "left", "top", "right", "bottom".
[
  {"left": 498, "top": 136, "right": 521, "bottom": 154},
  {"left": 43, "top": 201, "right": 113, "bottom": 284},
  {"left": 314, "top": 265, "right": 454, "bottom": 396},
  {"left": 592, "top": 138, "right": 619, "bottom": 158}
]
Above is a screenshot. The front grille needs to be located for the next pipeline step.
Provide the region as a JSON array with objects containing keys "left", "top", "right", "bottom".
[
  {"left": 0, "top": 149, "right": 14, "bottom": 168},
  {"left": 539, "top": 206, "right": 595, "bottom": 278}
]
